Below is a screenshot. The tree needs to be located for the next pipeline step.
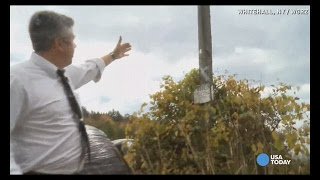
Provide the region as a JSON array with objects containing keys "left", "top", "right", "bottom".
[
  {"left": 123, "top": 114, "right": 131, "bottom": 122},
  {"left": 82, "top": 106, "right": 90, "bottom": 118},
  {"left": 84, "top": 109, "right": 128, "bottom": 140},
  {"left": 108, "top": 109, "right": 124, "bottom": 122},
  {"left": 124, "top": 68, "right": 310, "bottom": 174}
]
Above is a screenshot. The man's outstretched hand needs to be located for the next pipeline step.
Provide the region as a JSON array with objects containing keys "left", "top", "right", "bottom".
[
  {"left": 112, "top": 36, "right": 131, "bottom": 60},
  {"left": 101, "top": 36, "right": 132, "bottom": 66}
]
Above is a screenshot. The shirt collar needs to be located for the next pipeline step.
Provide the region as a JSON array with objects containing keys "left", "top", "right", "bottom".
[{"left": 30, "top": 52, "right": 60, "bottom": 79}]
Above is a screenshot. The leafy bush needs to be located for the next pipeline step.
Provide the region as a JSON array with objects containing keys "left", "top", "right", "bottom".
[
  {"left": 84, "top": 113, "right": 127, "bottom": 140},
  {"left": 124, "top": 68, "right": 310, "bottom": 174}
]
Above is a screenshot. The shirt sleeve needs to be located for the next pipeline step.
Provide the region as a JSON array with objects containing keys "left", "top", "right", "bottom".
[
  {"left": 64, "top": 58, "right": 106, "bottom": 90},
  {"left": 10, "top": 74, "right": 26, "bottom": 174}
]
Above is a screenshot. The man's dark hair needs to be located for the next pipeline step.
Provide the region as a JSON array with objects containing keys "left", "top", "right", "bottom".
[{"left": 29, "top": 11, "right": 74, "bottom": 52}]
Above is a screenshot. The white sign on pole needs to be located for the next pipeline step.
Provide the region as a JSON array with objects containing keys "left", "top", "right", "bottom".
[{"left": 194, "top": 83, "right": 213, "bottom": 104}]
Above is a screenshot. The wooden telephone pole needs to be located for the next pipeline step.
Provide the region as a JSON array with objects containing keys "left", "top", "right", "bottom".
[
  {"left": 194, "top": 6, "right": 213, "bottom": 104},
  {"left": 198, "top": 5, "right": 213, "bottom": 86},
  {"left": 193, "top": 6, "right": 215, "bottom": 174}
]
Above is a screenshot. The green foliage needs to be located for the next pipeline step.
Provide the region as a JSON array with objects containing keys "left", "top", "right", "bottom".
[
  {"left": 107, "top": 109, "right": 130, "bottom": 122},
  {"left": 124, "top": 68, "right": 310, "bottom": 174},
  {"left": 83, "top": 110, "right": 128, "bottom": 140}
]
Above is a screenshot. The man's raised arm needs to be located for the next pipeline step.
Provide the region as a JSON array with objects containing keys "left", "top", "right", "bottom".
[{"left": 65, "top": 36, "right": 131, "bottom": 90}]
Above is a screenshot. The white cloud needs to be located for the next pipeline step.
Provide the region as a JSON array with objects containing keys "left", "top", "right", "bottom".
[
  {"left": 214, "top": 46, "right": 288, "bottom": 83},
  {"left": 260, "top": 84, "right": 310, "bottom": 104},
  {"left": 10, "top": 6, "right": 310, "bottom": 115},
  {"left": 72, "top": 40, "right": 116, "bottom": 63},
  {"left": 75, "top": 46, "right": 198, "bottom": 114},
  {"left": 293, "top": 83, "right": 310, "bottom": 104}
]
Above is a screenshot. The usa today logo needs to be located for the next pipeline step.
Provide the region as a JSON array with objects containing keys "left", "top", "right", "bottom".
[{"left": 256, "top": 153, "right": 291, "bottom": 166}]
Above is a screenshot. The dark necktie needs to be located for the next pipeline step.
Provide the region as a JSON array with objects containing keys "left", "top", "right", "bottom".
[{"left": 57, "top": 69, "right": 91, "bottom": 162}]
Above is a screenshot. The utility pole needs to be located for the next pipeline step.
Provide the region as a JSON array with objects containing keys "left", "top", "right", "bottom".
[
  {"left": 198, "top": 5, "right": 213, "bottom": 86},
  {"left": 193, "top": 5, "right": 215, "bottom": 174},
  {"left": 194, "top": 5, "right": 213, "bottom": 104}
]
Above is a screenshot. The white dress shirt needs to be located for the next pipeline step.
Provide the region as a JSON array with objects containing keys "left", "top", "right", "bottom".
[{"left": 10, "top": 52, "right": 106, "bottom": 174}]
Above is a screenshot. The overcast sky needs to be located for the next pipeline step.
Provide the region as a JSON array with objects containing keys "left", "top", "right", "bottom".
[{"left": 10, "top": 6, "right": 310, "bottom": 115}]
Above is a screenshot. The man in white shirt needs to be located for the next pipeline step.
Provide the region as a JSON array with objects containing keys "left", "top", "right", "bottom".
[{"left": 10, "top": 10, "right": 131, "bottom": 175}]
